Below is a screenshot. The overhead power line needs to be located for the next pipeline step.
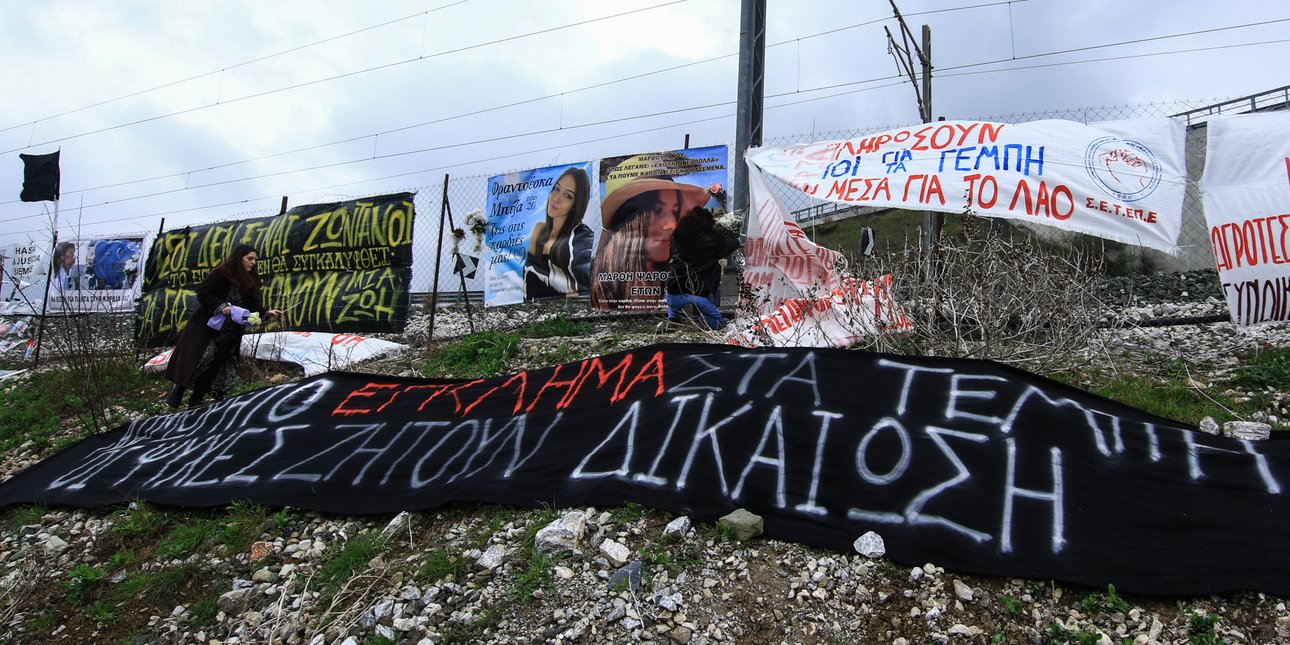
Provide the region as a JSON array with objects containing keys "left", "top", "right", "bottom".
[
  {"left": 1, "top": 0, "right": 690, "bottom": 155},
  {"left": 4, "top": 4, "right": 1287, "bottom": 233},
  {"left": 6, "top": 27, "right": 1286, "bottom": 233},
  {"left": 0, "top": 0, "right": 1119, "bottom": 207},
  {"left": 0, "top": 1, "right": 474, "bottom": 136}
]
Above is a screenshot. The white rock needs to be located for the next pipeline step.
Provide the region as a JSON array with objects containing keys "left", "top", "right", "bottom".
[
  {"left": 1223, "top": 420, "right": 1272, "bottom": 441},
  {"left": 378, "top": 511, "right": 413, "bottom": 541},
  {"left": 476, "top": 544, "right": 509, "bottom": 569},
  {"left": 1197, "top": 416, "right": 1221, "bottom": 434},
  {"left": 43, "top": 534, "right": 69, "bottom": 553},
  {"left": 952, "top": 579, "right": 974, "bottom": 601},
  {"left": 654, "top": 591, "right": 684, "bottom": 612},
  {"left": 600, "top": 539, "right": 631, "bottom": 567},
  {"left": 852, "top": 531, "right": 886, "bottom": 558},
  {"left": 535, "top": 511, "right": 586, "bottom": 554},
  {"left": 663, "top": 516, "right": 692, "bottom": 537}
]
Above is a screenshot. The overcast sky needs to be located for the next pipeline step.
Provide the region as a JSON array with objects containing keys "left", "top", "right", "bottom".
[{"left": 1, "top": 0, "right": 1287, "bottom": 251}]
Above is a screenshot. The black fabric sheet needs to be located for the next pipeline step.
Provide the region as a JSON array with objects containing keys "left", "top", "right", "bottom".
[
  {"left": 19, "top": 151, "right": 60, "bottom": 202},
  {"left": 2, "top": 343, "right": 1286, "bottom": 595}
]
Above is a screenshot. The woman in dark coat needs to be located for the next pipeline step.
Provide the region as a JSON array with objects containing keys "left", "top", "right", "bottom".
[
  {"left": 165, "top": 244, "right": 281, "bottom": 408},
  {"left": 666, "top": 207, "right": 740, "bottom": 330}
]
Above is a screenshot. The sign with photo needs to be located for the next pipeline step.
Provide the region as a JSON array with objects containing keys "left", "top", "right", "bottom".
[
  {"left": 592, "top": 146, "right": 729, "bottom": 311},
  {"left": 483, "top": 162, "right": 596, "bottom": 306}
]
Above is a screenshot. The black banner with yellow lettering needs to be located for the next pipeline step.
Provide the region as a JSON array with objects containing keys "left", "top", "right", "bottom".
[{"left": 136, "top": 193, "right": 415, "bottom": 346}]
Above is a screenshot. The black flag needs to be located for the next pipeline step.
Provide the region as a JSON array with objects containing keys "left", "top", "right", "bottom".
[{"left": 19, "top": 151, "right": 60, "bottom": 202}]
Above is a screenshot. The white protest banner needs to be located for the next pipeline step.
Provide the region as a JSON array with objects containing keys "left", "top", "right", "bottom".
[
  {"left": 728, "top": 273, "right": 912, "bottom": 348},
  {"left": 746, "top": 118, "right": 1186, "bottom": 254},
  {"left": 0, "top": 242, "right": 45, "bottom": 305},
  {"left": 143, "top": 332, "right": 405, "bottom": 377},
  {"left": 743, "top": 156, "right": 846, "bottom": 310},
  {"left": 1200, "top": 113, "right": 1290, "bottom": 327},
  {"left": 736, "top": 157, "right": 912, "bottom": 348}
]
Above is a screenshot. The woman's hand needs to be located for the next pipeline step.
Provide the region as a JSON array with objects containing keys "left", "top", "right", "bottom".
[
  {"left": 221, "top": 304, "right": 232, "bottom": 315},
  {"left": 267, "top": 309, "right": 284, "bottom": 319}
]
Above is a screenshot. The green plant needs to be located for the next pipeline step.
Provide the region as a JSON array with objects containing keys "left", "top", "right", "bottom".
[
  {"left": 1000, "top": 594, "right": 1022, "bottom": 615},
  {"left": 1081, "top": 584, "right": 1130, "bottom": 615},
  {"left": 5, "top": 505, "right": 48, "bottom": 531},
  {"left": 115, "top": 503, "right": 168, "bottom": 538},
  {"left": 1092, "top": 371, "right": 1242, "bottom": 426},
  {"left": 1187, "top": 611, "right": 1222, "bottom": 645},
  {"left": 611, "top": 502, "right": 649, "bottom": 525},
  {"left": 85, "top": 599, "right": 117, "bottom": 623},
  {"left": 189, "top": 594, "right": 220, "bottom": 625},
  {"left": 0, "top": 373, "right": 64, "bottom": 452},
  {"left": 698, "top": 521, "right": 736, "bottom": 542},
  {"left": 158, "top": 518, "right": 220, "bottom": 559},
  {"left": 511, "top": 545, "right": 553, "bottom": 603},
  {"left": 1230, "top": 349, "right": 1290, "bottom": 390},
  {"left": 317, "top": 532, "right": 388, "bottom": 587},
  {"left": 108, "top": 550, "right": 135, "bottom": 570},
  {"left": 519, "top": 315, "right": 593, "bottom": 339},
  {"left": 438, "top": 607, "right": 497, "bottom": 644},
  {"left": 113, "top": 563, "right": 205, "bottom": 603},
  {"left": 1044, "top": 620, "right": 1102, "bottom": 645},
  {"left": 219, "top": 501, "right": 268, "bottom": 553},
  {"left": 420, "top": 331, "right": 521, "bottom": 379},
  {"left": 420, "top": 547, "right": 470, "bottom": 583},
  {"left": 272, "top": 507, "right": 294, "bottom": 532},
  {"left": 64, "top": 564, "right": 107, "bottom": 602}
]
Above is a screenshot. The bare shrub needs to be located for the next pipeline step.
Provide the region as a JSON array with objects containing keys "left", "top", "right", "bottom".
[
  {"left": 35, "top": 311, "right": 145, "bottom": 432},
  {"left": 857, "top": 214, "right": 1107, "bottom": 374}
]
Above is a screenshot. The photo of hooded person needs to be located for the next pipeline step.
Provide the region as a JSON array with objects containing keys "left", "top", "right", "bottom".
[
  {"left": 524, "top": 167, "right": 594, "bottom": 300},
  {"left": 590, "top": 152, "right": 714, "bottom": 311}
]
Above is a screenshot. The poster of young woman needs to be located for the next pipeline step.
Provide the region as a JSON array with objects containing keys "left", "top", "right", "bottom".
[
  {"left": 591, "top": 145, "right": 729, "bottom": 312},
  {"left": 483, "top": 162, "right": 597, "bottom": 307}
]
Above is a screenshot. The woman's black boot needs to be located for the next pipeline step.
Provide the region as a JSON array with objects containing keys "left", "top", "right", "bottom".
[{"left": 166, "top": 385, "right": 186, "bottom": 408}]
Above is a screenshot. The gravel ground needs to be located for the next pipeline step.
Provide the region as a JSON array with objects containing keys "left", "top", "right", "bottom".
[{"left": 2, "top": 270, "right": 1290, "bottom": 644}]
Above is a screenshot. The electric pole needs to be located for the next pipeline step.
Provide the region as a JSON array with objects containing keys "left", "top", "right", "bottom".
[
  {"left": 733, "top": 0, "right": 766, "bottom": 221},
  {"left": 885, "top": 1, "right": 936, "bottom": 259}
]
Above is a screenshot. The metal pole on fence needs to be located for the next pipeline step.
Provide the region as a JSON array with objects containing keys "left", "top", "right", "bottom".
[
  {"left": 428, "top": 174, "right": 449, "bottom": 344},
  {"left": 442, "top": 187, "right": 475, "bottom": 335},
  {"left": 32, "top": 198, "right": 60, "bottom": 369}
]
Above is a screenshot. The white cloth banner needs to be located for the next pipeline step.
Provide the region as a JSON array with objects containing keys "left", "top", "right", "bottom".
[
  {"left": 143, "top": 332, "right": 406, "bottom": 376},
  {"left": 1200, "top": 113, "right": 1290, "bottom": 327},
  {"left": 746, "top": 118, "right": 1187, "bottom": 254},
  {"left": 736, "top": 156, "right": 912, "bottom": 348},
  {"left": 727, "top": 273, "right": 912, "bottom": 348}
]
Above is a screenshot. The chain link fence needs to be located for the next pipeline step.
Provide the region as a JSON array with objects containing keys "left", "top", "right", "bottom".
[{"left": 386, "top": 86, "right": 1290, "bottom": 300}]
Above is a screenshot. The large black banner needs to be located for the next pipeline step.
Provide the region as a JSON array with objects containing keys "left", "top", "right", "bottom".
[
  {"left": 136, "top": 193, "right": 415, "bottom": 346},
  {"left": 2, "top": 344, "right": 1287, "bottom": 595}
]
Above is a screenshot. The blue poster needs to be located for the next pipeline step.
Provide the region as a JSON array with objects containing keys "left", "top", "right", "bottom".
[{"left": 484, "top": 162, "right": 596, "bottom": 307}]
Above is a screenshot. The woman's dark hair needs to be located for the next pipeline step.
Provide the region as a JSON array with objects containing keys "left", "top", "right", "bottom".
[
  {"left": 216, "top": 243, "right": 262, "bottom": 296},
  {"left": 533, "top": 167, "right": 591, "bottom": 268},
  {"left": 672, "top": 206, "right": 716, "bottom": 242},
  {"left": 52, "top": 242, "right": 75, "bottom": 272}
]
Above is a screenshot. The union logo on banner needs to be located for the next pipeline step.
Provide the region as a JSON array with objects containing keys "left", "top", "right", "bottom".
[{"left": 1084, "top": 137, "right": 1163, "bottom": 203}]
